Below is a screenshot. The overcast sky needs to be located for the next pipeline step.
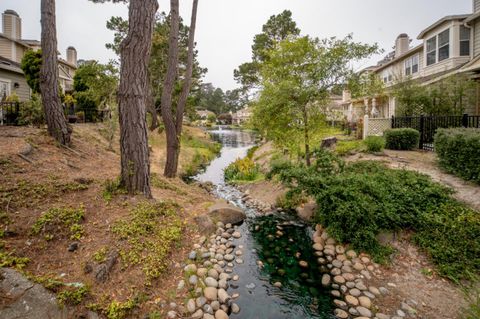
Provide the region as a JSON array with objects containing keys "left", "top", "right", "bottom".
[{"left": 0, "top": 0, "right": 472, "bottom": 91}]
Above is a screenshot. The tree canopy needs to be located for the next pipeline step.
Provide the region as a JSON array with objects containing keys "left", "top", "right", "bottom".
[
  {"left": 21, "top": 49, "right": 43, "bottom": 94},
  {"left": 253, "top": 35, "right": 379, "bottom": 165},
  {"left": 234, "top": 10, "right": 301, "bottom": 91}
]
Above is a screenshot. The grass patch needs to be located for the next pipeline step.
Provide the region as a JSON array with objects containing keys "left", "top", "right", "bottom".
[
  {"left": 0, "top": 179, "right": 88, "bottom": 210},
  {"left": 104, "top": 295, "right": 146, "bottom": 319},
  {"left": 0, "top": 250, "right": 30, "bottom": 269},
  {"left": 335, "top": 139, "right": 363, "bottom": 156},
  {"left": 364, "top": 136, "right": 385, "bottom": 153},
  {"left": 112, "top": 201, "right": 183, "bottom": 282},
  {"left": 57, "top": 285, "right": 90, "bottom": 306},
  {"left": 268, "top": 149, "right": 479, "bottom": 280},
  {"left": 102, "top": 178, "right": 127, "bottom": 202},
  {"left": 151, "top": 173, "right": 187, "bottom": 195},
  {"left": 93, "top": 247, "right": 108, "bottom": 263},
  {"left": 31, "top": 206, "right": 85, "bottom": 241}
]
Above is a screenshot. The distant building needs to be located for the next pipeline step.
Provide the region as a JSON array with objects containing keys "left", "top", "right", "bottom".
[
  {"left": 232, "top": 107, "right": 252, "bottom": 125},
  {"left": 343, "top": 0, "right": 480, "bottom": 121},
  {"left": 0, "top": 9, "right": 78, "bottom": 101}
]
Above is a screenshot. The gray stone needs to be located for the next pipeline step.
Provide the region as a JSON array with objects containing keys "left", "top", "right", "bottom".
[
  {"left": 204, "top": 287, "right": 218, "bottom": 301},
  {"left": 189, "top": 275, "right": 199, "bottom": 285},
  {"left": 224, "top": 254, "right": 235, "bottom": 262},
  {"left": 376, "top": 313, "right": 391, "bottom": 319},
  {"left": 167, "top": 311, "right": 177, "bottom": 319},
  {"left": 349, "top": 288, "right": 361, "bottom": 297},
  {"left": 196, "top": 297, "right": 207, "bottom": 308},
  {"left": 397, "top": 309, "right": 406, "bottom": 317},
  {"left": 211, "top": 301, "right": 220, "bottom": 311},
  {"left": 185, "top": 264, "right": 198, "bottom": 273},
  {"left": 231, "top": 303, "right": 240, "bottom": 314},
  {"left": 177, "top": 280, "right": 185, "bottom": 290},
  {"left": 194, "top": 215, "right": 216, "bottom": 234},
  {"left": 334, "top": 308, "right": 349, "bottom": 319},
  {"left": 205, "top": 277, "right": 219, "bottom": 288},
  {"left": 214, "top": 309, "right": 229, "bottom": 319},
  {"left": 189, "top": 251, "right": 197, "bottom": 260},
  {"left": 356, "top": 306, "right": 372, "bottom": 317},
  {"left": 321, "top": 274, "right": 331, "bottom": 286},
  {"left": 187, "top": 299, "right": 196, "bottom": 313},
  {"left": 192, "top": 309, "right": 204, "bottom": 319},
  {"left": 203, "top": 304, "right": 214, "bottom": 314},
  {"left": 208, "top": 202, "right": 246, "bottom": 225},
  {"left": 217, "top": 289, "right": 230, "bottom": 304}
]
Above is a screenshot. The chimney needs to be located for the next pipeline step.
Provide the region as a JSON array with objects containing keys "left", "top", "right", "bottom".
[
  {"left": 395, "top": 33, "right": 410, "bottom": 58},
  {"left": 474, "top": 0, "right": 480, "bottom": 13},
  {"left": 2, "top": 10, "right": 21, "bottom": 40},
  {"left": 66, "top": 47, "right": 77, "bottom": 67}
]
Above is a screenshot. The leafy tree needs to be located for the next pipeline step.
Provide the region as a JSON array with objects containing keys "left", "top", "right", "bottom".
[
  {"left": 253, "top": 35, "right": 378, "bottom": 165},
  {"left": 348, "top": 71, "right": 385, "bottom": 100},
  {"left": 40, "top": 0, "right": 71, "bottom": 145},
  {"left": 21, "top": 49, "right": 42, "bottom": 94},
  {"left": 394, "top": 74, "right": 476, "bottom": 116},
  {"left": 73, "top": 61, "right": 118, "bottom": 121},
  {"left": 234, "top": 10, "right": 301, "bottom": 91}
]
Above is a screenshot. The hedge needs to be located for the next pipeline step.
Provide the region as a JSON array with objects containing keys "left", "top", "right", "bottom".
[
  {"left": 434, "top": 128, "right": 480, "bottom": 183},
  {"left": 364, "top": 136, "right": 385, "bottom": 153},
  {"left": 384, "top": 128, "right": 420, "bottom": 150}
]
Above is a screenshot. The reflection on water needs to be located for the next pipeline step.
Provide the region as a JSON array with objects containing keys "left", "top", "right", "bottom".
[{"left": 195, "top": 127, "right": 332, "bottom": 319}]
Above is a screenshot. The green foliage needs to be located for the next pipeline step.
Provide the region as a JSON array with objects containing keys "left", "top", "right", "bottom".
[
  {"left": 335, "top": 139, "right": 363, "bottom": 156},
  {"left": 102, "top": 178, "right": 126, "bottom": 202},
  {"left": 112, "top": 201, "right": 182, "bottom": 282},
  {"left": 384, "top": 128, "right": 420, "bottom": 150},
  {"left": 268, "top": 152, "right": 479, "bottom": 279},
  {"left": 234, "top": 10, "right": 301, "bottom": 90},
  {"left": 461, "top": 278, "right": 480, "bottom": 319},
  {"left": 0, "top": 251, "right": 30, "bottom": 269},
  {"left": 181, "top": 134, "right": 221, "bottom": 179},
  {"left": 151, "top": 173, "right": 187, "bottom": 195},
  {"left": 31, "top": 206, "right": 85, "bottom": 241},
  {"left": 93, "top": 247, "right": 108, "bottom": 263},
  {"left": 252, "top": 35, "right": 378, "bottom": 164},
  {"left": 348, "top": 72, "right": 385, "bottom": 99},
  {"left": 105, "top": 298, "right": 139, "bottom": 319},
  {"left": 394, "top": 75, "right": 477, "bottom": 116},
  {"left": 435, "top": 128, "right": 480, "bottom": 183},
  {"left": 73, "top": 61, "right": 119, "bottom": 122},
  {"left": 18, "top": 93, "right": 45, "bottom": 126},
  {"left": 414, "top": 202, "right": 480, "bottom": 280},
  {"left": 21, "top": 49, "right": 42, "bottom": 93},
  {"left": 57, "top": 285, "right": 90, "bottom": 305},
  {"left": 224, "top": 157, "right": 262, "bottom": 183},
  {"left": 364, "top": 136, "right": 385, "bottom": 153}
]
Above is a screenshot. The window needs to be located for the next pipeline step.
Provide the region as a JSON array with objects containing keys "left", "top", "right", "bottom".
[
  {"left": 438, "top": 29, "right": 450, "bottom": 61},
  {"left": 405, "top": 54, "right": 419, "bottom": 76},
  {"left": 460, "top": 26, "right": 471, "bottom": 56},
  {"left": 0, "top": 80, "right": 10, "bottom": 98},
  {"left": 382, "top": 70, "right": 393, "bottom": 83},
  {"left": 426, "top": 36, "right": 437, "bottom": 66},
  {"left": 426, "top": 29, "right": 451, "bottom": 66}
]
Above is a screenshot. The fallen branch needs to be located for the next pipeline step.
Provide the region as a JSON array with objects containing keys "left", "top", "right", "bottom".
[{"left": 17, "top": 153, "right": 33, "bottom": 163}]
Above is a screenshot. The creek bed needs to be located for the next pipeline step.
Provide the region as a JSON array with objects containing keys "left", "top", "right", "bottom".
[{"left": 195, "top": 127, "right": 333, "bottom": 319}]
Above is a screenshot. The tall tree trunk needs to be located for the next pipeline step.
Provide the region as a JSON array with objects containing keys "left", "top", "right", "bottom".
[
  {"left": 40, "top": 0, "right": 71, "bottom": 146},
  {"left": 161, "top": 0, "right": 180, "bottom": 178},
  {"left": 118, "top": 0, "right": 158, "bottom": 197},
  {"left": 173, "top": 0, "right": 199, "bottom": 173}
]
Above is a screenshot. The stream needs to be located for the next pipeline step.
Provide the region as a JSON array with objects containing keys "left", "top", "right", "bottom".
[{"left": 195, "top": 127, "right": 333, "bottom": 319}]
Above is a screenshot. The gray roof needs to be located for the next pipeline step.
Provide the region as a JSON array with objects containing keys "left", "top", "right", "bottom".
[{"left": 417, "top": 14, "right": 470, "bottom": 39}]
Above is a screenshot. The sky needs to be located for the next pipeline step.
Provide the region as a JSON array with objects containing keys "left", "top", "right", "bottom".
[{"left": 0, "top": 0, "right": 473, "bottom": 91}]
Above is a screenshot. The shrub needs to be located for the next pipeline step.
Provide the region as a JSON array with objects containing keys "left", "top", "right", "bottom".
[
  {"left": 384, "top": 128, "right": 420, "bottom": 150},
  {"left": 18, "top": 94, "right": 45, "bottom": 126},
  {"left": 31, "top": 207, "right": 85, "bottom": 241},
  {"left": 268, "top": 151, "right": 480, "bottom": 280},
  {"left": 224, "top": 157, "right": 261, "bottom": 183},
  {"left": 435, "top": 128, "right": 480, "bottom": 183},
  {"left": 414, "top": 202, "right": 480, "bottom": 280},
  {"left": 335, "top": 139, "right": 363, "bottom": 156},
  {"left": 364, "top": 136, "right": 385, "bottom": 153}
]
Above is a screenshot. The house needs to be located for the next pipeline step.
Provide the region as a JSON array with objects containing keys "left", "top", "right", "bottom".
[
  {"left": 232, "top": 107, "right": 252, "bottom": 125},
  {"left": 0, "top": 9, "right": 78, "bottom": 101},
  {"left": 344, "top": 0, "right": 480, "bottom": 121}
]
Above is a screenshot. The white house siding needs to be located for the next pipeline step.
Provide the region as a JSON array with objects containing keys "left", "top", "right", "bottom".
[
  {"left": 474, "top": 19, "right": 480, "bottom": 57},
  {"left": 15, "top": 44, "right": 25, "bottom": 63},
  {"left": 0, "top": 38, "right": 11, "bottom": 59},
  {"left": 0, "top": 69, "right": 30, "bottom": 101}
]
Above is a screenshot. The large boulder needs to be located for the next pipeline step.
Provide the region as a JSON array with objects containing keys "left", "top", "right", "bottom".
[
  {"left": 296, "top": 201, "right": 317, "bottom": 221},
  {"left": 208, "top": 201, "right": 246, "bottom": 225},
  {"left": 194, "top": 214, "right": 216, "bottom": 234}
]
